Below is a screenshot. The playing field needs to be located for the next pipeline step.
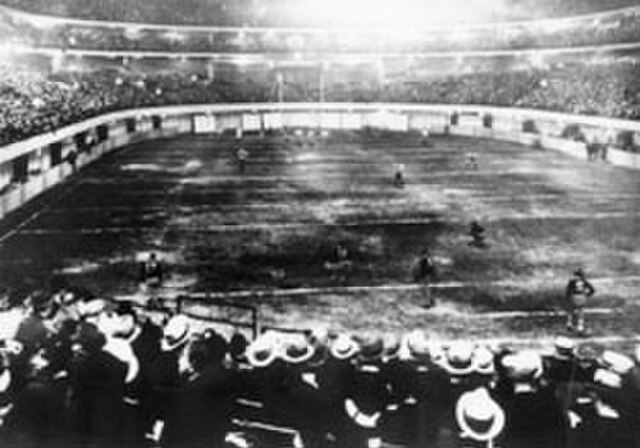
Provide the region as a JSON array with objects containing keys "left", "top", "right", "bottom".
[{"left": 1, "top": 131, "right": 639, "bottom": 345}]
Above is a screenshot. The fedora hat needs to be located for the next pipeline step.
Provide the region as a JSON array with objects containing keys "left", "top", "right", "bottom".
[
  {"left": 599, "top": 350, "right": 634, "bottom": 376},
  {"left": 442, "top": 341, "right": 475, "bottom": 375},
  {"left": 330, "top": 334, "right": 360, "bottom": 360},
  {"left": 403, "top": 330, "right": 430, "bottom": 361},
  {"left": 473, "top": 345, "right": 495, "bottom": 375},
  {"left": 553, "top": 336, "right": 576, "bottom": 360},
  {"left": 501, "top": 350, "right": 544, "bottom": 381},
  {"left": 280, "top": 333, "right": 315, "bottom": 364},
  {"left": 161, "top": 315, "right": 191, "bottom": 352},
  {"left": 246, "top": 332, "right": 280, "bottom": 368},
  {"left": 456, "top": 387, "right": 505, "bottom": 442}
]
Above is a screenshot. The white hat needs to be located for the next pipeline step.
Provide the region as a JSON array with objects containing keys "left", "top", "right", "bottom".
[
  {"left": 161, "top": 315, "right": 191, "bottom": 352},
  {"left": 456, "top": 387, "right": 505, "bottom": 442},
  {"left": 599, "top": 350, "right": 635, "bottom": 376},
  {"left": 330, "top": 334, "right": 360, "bottom": 360},
  {"left": 553, "top": 336, "right": 576, "bottom": 359},
  {"left": 403, "top": 330, "right": 430, "bottom": 361},
  {"left": 501, "top": 351, "right": 543, "bottom": 381},
  {"left": 442, "top": 341, "right": 475, "bottom": 375},
  {"left": 473, "top": 346, "right": 495, "bottom": 375},
  {"left": 593, "top": 368, "right": 623, "bottom": 389},
  {"left": 246, "top": 332, "right": 280, "bottom": 368},
  {"left": 280, "top": 333, "right": 315, "bottom": 364},
  {"left": 0, "top": 309, "right": 24, "bottom": 341},
  {"left": 78, "top": 299, "right": 108, "bottom": 320}
]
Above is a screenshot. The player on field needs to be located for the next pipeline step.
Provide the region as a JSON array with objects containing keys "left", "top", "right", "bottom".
[
  {"left": 394, "top": 163, "right": 405, "bottom": 188},
  {"left": 469, "top": 221, "right": 487, "bottom": 248},
  {"left": 412, "top": 248, "right": 437, "bottom": 307},
  {"left": 140, "top": 252, "right": 163, "bottom": 294},
  {"left": 565, "top": 268, "right": 595, "bottom": 335},
  {"left": 236, "top": 147, "right": 249, "bottom": 175}
]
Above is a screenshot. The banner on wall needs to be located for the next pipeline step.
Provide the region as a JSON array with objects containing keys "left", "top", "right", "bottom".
[
  {"left": 193, "top": 115, "right": 216, "bottom": 133},
  {"left": 286, "top": 112, "right": 319, "bottom": 128},
  {"left": 242, "top": 114, "right": 262, "bottom": 132},
  {"left": 263, "top": 113, "right": 284, "bottom": 129}
]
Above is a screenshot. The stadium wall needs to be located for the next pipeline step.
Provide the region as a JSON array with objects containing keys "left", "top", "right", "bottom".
[{"left": 1, "top": 103, "right": 640, "bottom": 220}]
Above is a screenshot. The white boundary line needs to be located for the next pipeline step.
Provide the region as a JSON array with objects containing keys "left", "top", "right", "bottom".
[{"left": 13, "top": 210, "right": 640, "bottom": 235}]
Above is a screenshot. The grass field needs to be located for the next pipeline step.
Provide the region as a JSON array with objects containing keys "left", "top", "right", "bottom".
[{"left": 1, "top": 131, "right": 640, "bottom": 346}]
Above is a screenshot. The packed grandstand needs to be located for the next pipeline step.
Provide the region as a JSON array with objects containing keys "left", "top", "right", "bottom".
[{"left": 0, "top": 1, "right": 640, "bottom": 448}]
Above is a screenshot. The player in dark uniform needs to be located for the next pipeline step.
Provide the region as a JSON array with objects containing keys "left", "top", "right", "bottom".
[
  {"left": 140, "top": 253, "right": 163, "bottom": 295},
  {"left": 325, "top": 242, "right": 352, "bottom": 284},
  {"left": 236, "top": 147, "right": 249, "bottom": 175},
  {"left": 412, "top": 249, "right": 437, "bottom": 307},
  {"left": 565, "top": 268, "right": 595, "bottom": 335},
  {"left": 469, "top": 221, "right": 487, "bottom": 248},
  {"left": 394, "top": 163, "right": 405, "bottom": 188}
]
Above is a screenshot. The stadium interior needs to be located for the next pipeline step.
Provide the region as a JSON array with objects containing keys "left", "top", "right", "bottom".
[{"left": 0, "top": 0, "right": 639, "bottom": 447}]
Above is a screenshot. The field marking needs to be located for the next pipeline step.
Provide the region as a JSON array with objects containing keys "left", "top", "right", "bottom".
[
  {"left": 78, "top": 168, "right": 594, "bottom": 184},
  {"left": 14, "top": 210, "right": 640, "bottom": 236},
  {"left": 0, "top": 182, "right": 79, "bottom": 247},
  {"left": 111, "top": 277, "right": 640, "bottom": 304}
]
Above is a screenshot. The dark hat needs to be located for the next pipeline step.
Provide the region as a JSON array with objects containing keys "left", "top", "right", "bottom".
[
  {"left": 357, "top": 334, "right": 384, "bottom": 362},
  {"left": 76, "top": 323, "right": 107, "bottom": 352},
  {"left": 113, "top": 301, "right": 136, "bottom": 317},
  {"left": 573, "top": 268, "right": 585, "bottom": 277}
]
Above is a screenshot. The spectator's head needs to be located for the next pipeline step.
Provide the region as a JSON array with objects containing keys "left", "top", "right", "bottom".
[
  {"left": 553, "top": 336, "right": 576, "bottom": 360},
  {"left": 329, "top": 333, "right": 359, "bottom": 361},
  {"left": 75, "top": 322, "right": 107, "bottom": 354},
  {"left": 229, "top": 331, "right": 249, "bottom": 363},
  {"left": 161, "top": 314, "right": 191, "bottom": 352},
  {"left": 403, "top": 329, "right": 430, "bottom": 362},
  {"left": 356, "top": 334, "right": 383, "bottom": 365},
  {"left": 280, "top": 333, "right": 314, "bottom": 365},
  {"left": 112, "top": 301, "right": 138, "bottom": 337},
  {"left": 381, "top": 333, "right": 400, "bottom": 363},
  {"left": 246, "top": 331, "right": 280, "bottom": 368},
  {"left": 501, "top": 350, "right": 544, "bottom": 385},
  {"left": 598, "top": 350, "right": 634, "bottom": 377},
  {"left": 442, "top": 341, "right": 475, "bottom": 376},
  {"left": 455, "top": 387, "right": 505, "bottom": 442},
  {"left": 472, "top": 345, "right": 495, "bottom": 376}
]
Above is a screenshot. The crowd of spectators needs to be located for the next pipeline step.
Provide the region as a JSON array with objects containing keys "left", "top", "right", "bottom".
[
  {"left": 1, "top": 0, "right": 638, "bottom": 27},
  {"left": 0, "top": 284, "right": 638, "bottom": 448},
  {"left": 4, "top": 8, "right": 640, "bottom": 55},
  {"left": 1, "top": 56, "right": 640, "bottom": 147}
]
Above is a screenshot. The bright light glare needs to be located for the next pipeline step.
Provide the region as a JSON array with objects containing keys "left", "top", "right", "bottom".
[{"left": 283, "top": 0, "right": 508, "bottom": 27}]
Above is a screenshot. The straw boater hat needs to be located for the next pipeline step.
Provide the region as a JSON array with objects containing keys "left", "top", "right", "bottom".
[
  {"left": 280, "top": 333, "right": 315, "bottom": 364},
  {"left": 593, "top": 368, "right": 623, "bottom": 389},
  {"left": 246, "top": 332, "right": 280, "bottom": 368},
  {"left": 442, "top": 341, "right": 475, "bottom": 375},
  {"left": 501, "top": 350, "right": 544, "bottom": 382},
  {"left": 381, "top": 333, "right": 401, "bottom": 362},
  {"left": 330, "top": 334, "right": 360, "bottom": 360},
  {"left": 456, "top": 387, "right": 505, "bottom": 442},
  {"left": 598, "top": 350, "right": 635, "bottom": 376},
  {"left": 160, "top": 315, "right": 191, "bottom": 352},
  {"left": 472, "top": 345, "right": 495, "bottom": 376},
  {"left": 403, "top": 330, "right": 431, "bottom": 361},
  {"left": 553, "top": 336, "right": 577, "bottom": 360}
]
